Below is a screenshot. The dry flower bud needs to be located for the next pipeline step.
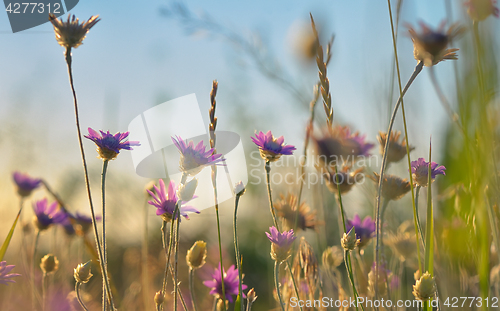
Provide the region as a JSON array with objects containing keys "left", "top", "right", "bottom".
[
  {"left": 74, "top": 261, "right": 93, "bottom": 283},
  {"left": 186, "top": 240, "right": 207, "bottom": 270},
  {"left": 247, "top": 288, "right": 257, "bottom": 303},
  {"left": 341, "top": 228, "right": 360, "bottom": 251},
  {"left": 413, "top": 272, "right": 436, "bottom": 301},
  {"left": 234, "top": 181, "right": 246, "bottom": 196},
  {"left": 154, "top": 291, "right": 165, "bottom": 305},
  {"left": 40, "top": 254, "right": 59, "bottom": 274}
]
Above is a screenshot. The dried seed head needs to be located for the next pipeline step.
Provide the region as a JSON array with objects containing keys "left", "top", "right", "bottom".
[
  {"left": 413, "top": 272, "right": 437, "bottom": 301},
  {"left": 49, "top": 14, "right": 100, "bottom": 49},
  {"left": 385, "top": 230, "right": 416, "bottom": 262},
  {"left": 377, "top": 131, "right": 414, "bottom": 164},
  {"left": 154, "top": 291, "right": 165, "bottom": 305},
  {"left": 298, "top": 237, "right": 319, "bottom": 290},
  {"left": 370, "top": 173, "right": 411, "bottom": 201},
  {"left": 274, "top": 193, "right": 317, "bottom": 232},
  {"left": 465, "top": 0, "right": 500, "bottom": 22},
  {"left": 341, "top": 228, "right": 360, "bottom": 251},
  {"left": 323, "top": 166, "right": 364, "bottom": 195},
  {"left": 186, "top": 241, "right": 207, "bottom": 270},
  {"left": 74, "top": 261, "right": 93, "bottom": 283},
  {"left": 40, "top": 254, "right": 59, "bottom": 274},
  {"left": 322, "top": 246, "right": 344, "bottom": 271}
]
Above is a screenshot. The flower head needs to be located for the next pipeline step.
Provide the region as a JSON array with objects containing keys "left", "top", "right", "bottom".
[
  {"left": 85, "top": 128, "right": 140, "bottom": 161},
  {"left": 0, "top": 261, "right": 21, "bottom": 285},
  {"left": 234, "top": 181, "right": 246, "bottom": 196},
  {"left": 275, "top": 193, "right": 317, "bottom": 231},
  {"left": 346, "top": 214, "right": 376, "bottom": 248},
  {"left": 377, "top": 131, "right": 415, "bottom": 164},
  {"left": 407, "top": 21, "right": 462, "bottom": 67},
  {"left": 322, "top": 165, "right": 364, "bottom": 194},
  {"left": 147, "top": 179, "right": 199, "bottom": 222},
  {"left": 465, "top": 0, "right": 499, "bottom": 21},
  {"left": 203, "top": 264, "right": 247, "bottom": 303},
  {"left": 411, "top": 158, "right": 446, "bottom": 187},
  {"left": 370, "top": 173, "right": 411, "bottom": 201},
  {"left": 33, "top": 199, "right": 68, "bottom": 231},
  {"left": 172, "top": 136, "right": 224, "bottom": 176},
  {"left": 12, "top": 171, "right": 41, "bottom": 197},
  {"left": 266, "top": 226, "right": 297, "bottom": 263},
  {"left": 314, "top": 126, "right": 374, "bottom": 167},
  {"left": 322, "top": 246, "right": 344, "bottom": 271},
  {"left": 40, "top": 254, "right": 59, "bottom": 275},
  {"left": 251, "top": 131, "right": 296, "bottom": 162},
  {"left": 49, "top": 14, "right": 100, "bottom": 49}
]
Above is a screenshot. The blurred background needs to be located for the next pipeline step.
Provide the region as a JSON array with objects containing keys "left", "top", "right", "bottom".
[{"left": 0, "top": 0, "right": 499, "bottom": 310}]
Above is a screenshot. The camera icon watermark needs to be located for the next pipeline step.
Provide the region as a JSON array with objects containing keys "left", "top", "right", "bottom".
[{"left": 128, "top": 94, "right": 248, "bottom": 212}]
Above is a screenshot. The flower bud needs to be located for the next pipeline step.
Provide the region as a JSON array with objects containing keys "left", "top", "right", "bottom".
[
  {"left": 186, "top": 240, "right": 207, "bottom": 270},
  {"left": 74, "top": 261, "right": 93, "bottom": 283},
  {"left": 177, "top": 178, "right": 198, "bottom": 201},
  {"left": 247, "top": 288, "right": 257, "bottom": 304},
  {"left": 413, "top": 272, "right": 436, "bottom": 301},
  {"left": 154, "top": 291, "right": 165, "bottom": 305},
  {"left": 341, "top": 228, "right": 360, "bottom": 251},
  {"left": 234, "top": 181, "right": 246, "bottom": 196},
  {"left": 40, "top": 254, "right": 59, "bottom": 274}
]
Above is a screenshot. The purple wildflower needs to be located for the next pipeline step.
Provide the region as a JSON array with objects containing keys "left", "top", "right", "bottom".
[
  {"left": 33, "top": 198, "right": 68, "bottom": 231},
  {"left": 411, "top": 158, "right": 446, "bottom": 187},
  {"left": 203, "top": 264, "right": 247, "bottom": 303},
  {"left": 346, "top": 214, "right": 376, "bottom": 248},
  {"left": 251, "top": 131, "right": 296, "bottom": 162},
  {"left": 12, "top": 171, "right": 41, "bottom": 197},
  {"left": 266, "top": 226, "right": 297, "bottom": 262},
  {"left": 0, "top": 261, "right": 21, "bottom": 285},
  {"left": 172, "top": 136, "right": 224, "bottom": 176},
  {"left": 465, "top": 0, "right": 499, "bottom": 21},
  {"left": 84, "top": 128, "right": 140, "bottom": 161},
  {"left": 147, "top": 179, "right": 199, "bottom": 222}
]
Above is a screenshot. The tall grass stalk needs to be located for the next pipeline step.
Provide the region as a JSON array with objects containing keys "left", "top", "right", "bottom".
[
  {"left": 386, "top": 0, "right": 422, "bottom": 273},
  {"left": 374, "top": 61, "right": 423, "bottom": 300},
  {"left": 209, "top": 80, "right": 227, "bottom": 311},
  {"left": 274, "top": 261, "right": 285, "bottom": 311},
  {"left": 63, "top": 47, "right": 114, "bottom": 310}
]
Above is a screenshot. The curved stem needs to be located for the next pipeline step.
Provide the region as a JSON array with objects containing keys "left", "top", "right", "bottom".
[
  {"left": 265, "top": 161, "right": 279, "bottom": 229},
  {"left": 76, "top": 282, "right": 89, "bottom": 311},
  {"left": 101, "top": 159, "right": 109, "bottom": 311},
  {"left": 274, "top": 262, "right": 285, "bottom": 311},
  {"left": 284, "top": 261, "right": 303, "bottom": 311},
  {"left": 344, "top": 251, "right": 364, "bottom": 311},
  {"left": 375, "top": 61, "right": 423, "bottom": 300},
  {"left": 212, "top": 170, "right": 226, "bottom": 311},
  {"left": 234, "top": 194, "right": 244, "bottom": 311},
  {"left": 64, "top": 47, "right": 114, "bottom": 311},
  {"left": 414, "top": 186, "right": 425, "bottom": 247},
  {"left": 189, "top": 269, "right": 198, "bottom": 311}
]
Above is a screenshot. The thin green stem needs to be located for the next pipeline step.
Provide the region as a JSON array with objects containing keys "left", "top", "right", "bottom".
[
  {"left": 375, "top": 61, "right": 423, "bottom": 300},
  {"left": 414, "top": 186, "right": 425, "bottom": 248},
  {"left": 189, "top": 269, "right": 198, "bottom": 311},
  {"left": 142, "top": 196, "right": 150, "bottom": 311},
  {"left": 212, "top": 170, "right": 226, "bottom": 311},
  {"left": 274, "top": 262, "right": 285, "bottom": 311},
  {"left": 76, "top": 282, "right": 90, "bottom": 311},
  {"left": 32, "top": 230, "right": 40, "bottom": 311},
  {"left": 386, "top": 0, "right": 422, "bottom": 274},
  {"left": 101, "top": 159, "right": 109, "bottom": 311},
  {"left": 344, "top": 251, "right": 364, "bottom": 311},
  {"left": 64, "top": 47, "right": 114, "bottom": 311},
  {"left": 174, "top": 211, "right": 180, "bottom": 311},
  {"left": 42, "top": 273, "right": 47, "bottom": 311},
  {"left": 161, "top": 205, "right": 177, "bottom": 297},
  {"left": 265, "top": 161, "right": 279, "bottom": 229},
  {"left": 234, "top": 194, "right": 244, "bottom": 311}
]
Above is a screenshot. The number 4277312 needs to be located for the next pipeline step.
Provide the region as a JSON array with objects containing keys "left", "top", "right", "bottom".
[
  {"left": 443, "top": 297, "right": 499, "bottom": 308},
  {"left": 5, "top": 3, "right": 61, "bottom": 14}
]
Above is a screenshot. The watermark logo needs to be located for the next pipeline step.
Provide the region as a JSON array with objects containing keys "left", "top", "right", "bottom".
[
  {"left": 128, "top": 94, "right": 248, "bottom": 211},
  {"left": 4, "top": 0, "right": 79, "bottom": 33}
]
